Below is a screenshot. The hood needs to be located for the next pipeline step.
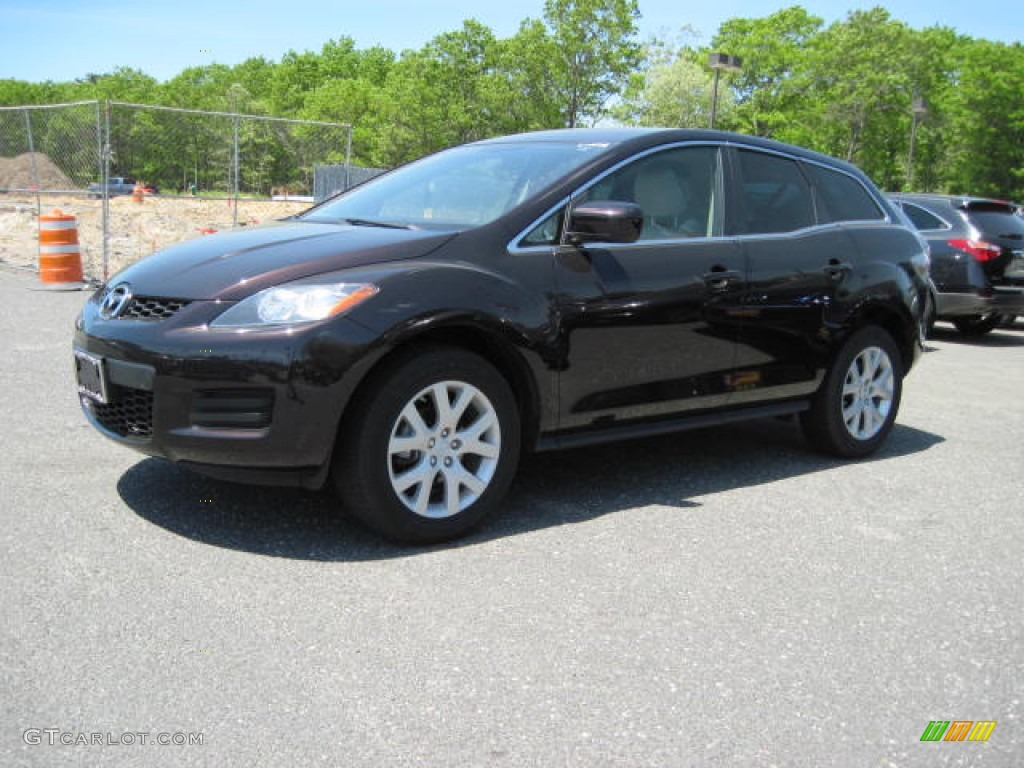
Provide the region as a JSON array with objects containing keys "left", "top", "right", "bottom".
[{"left": 105, "top": 220, "right": 456, "bottom": 301}]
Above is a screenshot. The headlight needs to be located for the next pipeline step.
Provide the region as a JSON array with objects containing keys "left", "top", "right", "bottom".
[{"left": 210, "top": 279, "right": 378, "bottom": 328}]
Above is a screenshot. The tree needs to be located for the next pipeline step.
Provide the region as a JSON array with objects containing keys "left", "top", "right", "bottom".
[
  {"left": 541, "top": 0, "right": 642, "bottom": 127},
  {"left": 795, "top": 8, "right": 916, "bottom": 187},
  {"left": 615, "top": 33, "right": 728, "bottom": 128},
  {"left": 942, "top": 39, "right": 1024, "bottom": 198},
  {"left": 711, "top": 6, "right": 822, "bottom": 137},
  {"left": 493, "top": 19, "right": 564, "bottom": 132}
]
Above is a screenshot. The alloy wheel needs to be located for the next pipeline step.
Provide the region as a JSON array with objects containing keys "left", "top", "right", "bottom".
[
  {"left": 840, "top": 346, "right": 894, "bottom": 441},
  {"left": 387, "top": 381, "right": 501, "bottom": 519}
]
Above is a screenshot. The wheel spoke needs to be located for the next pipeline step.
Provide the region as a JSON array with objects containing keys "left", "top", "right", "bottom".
[
  {"left": 461, "top": 408, "right": 496, "bottom": 443},
  {"left": 862, "top": 348, "right": 881, "bottom": 378},
  {"left": 398, "top": 400, "right": 431, "bottom": 438},
  {"left": 393, "top": 460, "right": 431, "bottom": 493},
  {"left": 389, "top": 434, "right": 429, "bottom": 455},
  {"left": 447, "top": 385, "right": 475, "bottom": 428},
  {"left": 411, "top": 471, "right": 435, "bottom": 516},
  {"left": 864, "top": 405, "right": 880, "bottom": 436},
  {"left": 462, "top": 436, "right": 500, "bottom": 460},
  {"left": 443, "top": 470, "right": 462, "bottom": 517},
  {"left": 870, "top": 368, "right": 894, "bottom": 400},
  {"left": 458, "top": 410, "right": 500, "bottom": 459},
  {"left": 452, "top": 461, "right": 487, "bottom": 496},
  {"left": 842, "top": 399, "right": 863, "bottom": 430},
  {"left": 430, "top": 382, "right": 467, "bottom": 429}
]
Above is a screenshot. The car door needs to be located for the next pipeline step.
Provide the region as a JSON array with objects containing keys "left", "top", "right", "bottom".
[
  {"left": 549, "top": 144, "right": 747, "bottom": 431},
  {"left": 727, "top": 148, "right": 856, "bottom": 405}
]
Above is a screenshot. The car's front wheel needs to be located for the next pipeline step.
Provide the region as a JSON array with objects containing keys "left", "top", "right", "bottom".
[
  {"left": 334, "top": 346, "right": 520, "bottom": 544},
  {"left": 801, "top": 326, "right": 903, "bottom": 458}
]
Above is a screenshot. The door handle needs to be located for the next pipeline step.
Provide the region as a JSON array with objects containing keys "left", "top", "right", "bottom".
[
  {"left": 823, "top": 260, "right": 853, "bottom": 281},
  {"left": 702, "top": 268, "right": 742, "bottom": 290}
]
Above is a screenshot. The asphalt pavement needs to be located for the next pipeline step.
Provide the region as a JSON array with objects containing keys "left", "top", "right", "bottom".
[{"left": 1, "top": 267, "right": 1021, "bottom": 767}]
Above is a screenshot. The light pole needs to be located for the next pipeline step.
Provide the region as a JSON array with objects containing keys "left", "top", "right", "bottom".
[
  {"left": 708, "top": 52, "right": 742, "bottom": 129},
  {"left": 907, "top": 96, "right": 928, "bottom": 190}
]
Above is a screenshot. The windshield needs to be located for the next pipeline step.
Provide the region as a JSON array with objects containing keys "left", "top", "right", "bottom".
[{"left": 301, "top": 141, "right": 612, "bottom": 230}]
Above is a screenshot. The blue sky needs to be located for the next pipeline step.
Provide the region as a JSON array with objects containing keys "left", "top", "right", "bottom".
[{"left": 1, "top": 0, "right": 1021, "bottom": 83}]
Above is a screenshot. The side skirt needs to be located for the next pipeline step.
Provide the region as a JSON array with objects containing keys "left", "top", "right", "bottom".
[{"left": 536, "top": 401, "right": 811, "bottom": 452}]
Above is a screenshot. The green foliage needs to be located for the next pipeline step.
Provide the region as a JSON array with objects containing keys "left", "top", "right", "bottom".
[
  {"left": 614, "top": 32, "right": 731, "bottom": 128},
  {"left": 705, "top": 5, "right": 1024, "bottom": 198},
  {"left": 712, "top": 6, "right": 823, "bottom": 137},
  {"left": 943, "top": 39, "right": 1024, "bottom": 196},
  {"left": 542, "top": 0, "right": 642, "bottom": 127}
]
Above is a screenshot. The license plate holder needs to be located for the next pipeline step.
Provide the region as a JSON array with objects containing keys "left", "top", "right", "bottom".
[{"left": 74, "top": 349, "right": 108, "bottom": 404}]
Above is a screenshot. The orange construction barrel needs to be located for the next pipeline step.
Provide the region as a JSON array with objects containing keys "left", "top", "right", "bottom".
[{"left": 37, "top": 209, "right": 85, "bottom": 290}]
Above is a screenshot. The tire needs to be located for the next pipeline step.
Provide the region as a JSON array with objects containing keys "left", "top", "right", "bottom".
[
  {"left": 801, "top": 326, "right": 903, "bottom": 458},
  {"left": 333, "top": 346, "right": 520, "bottom": 544},
  {"left": 952, "top": 313, "right": 1001, "bottom": 336}
]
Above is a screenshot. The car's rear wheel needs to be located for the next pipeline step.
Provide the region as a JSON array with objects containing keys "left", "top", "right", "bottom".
[
  {"left": 334, "top": 346, "right": 520, "bottom": 544},
  {"left": 801, "top": 326, "right": 902, "bottom": 458},
  {"left": 952, "top": 312, "right": 1002, "bottom": 335}
]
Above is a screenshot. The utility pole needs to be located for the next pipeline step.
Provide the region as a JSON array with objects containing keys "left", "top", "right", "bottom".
[{"left": 707, "top": 53, "right": 743, "bottom": 129}]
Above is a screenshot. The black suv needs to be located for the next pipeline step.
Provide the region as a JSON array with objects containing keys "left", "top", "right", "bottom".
[
  {"left": 890, "top": 193, "right": 1024, "bottom": 334},
  {"left": 74, "top": 129, "right": 931, "bottom": 543}
]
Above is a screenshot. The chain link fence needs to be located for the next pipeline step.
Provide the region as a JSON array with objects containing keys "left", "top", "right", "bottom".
[
  {"left": 0, "top": 102, "right": 105, "bottom": 280},
  {"left": 314, "top": 164, "right": 387, "bottom": 202},
  {"left": 0, "top": 101, "right": 359, "bottom": 282}
]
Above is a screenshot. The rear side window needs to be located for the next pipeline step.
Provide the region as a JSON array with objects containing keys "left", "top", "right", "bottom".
[
  {"left": 804, "top": 163, "right": 884, "bottom": 223},
  {"left": 964, "top": 205, "right": 1024, "bottom": 240},
  {"left": 735, "top": 150, "right": 815, "bottom": 234},
  {"left": 898, "top": 201, "right": 949, "bottom": 231}
]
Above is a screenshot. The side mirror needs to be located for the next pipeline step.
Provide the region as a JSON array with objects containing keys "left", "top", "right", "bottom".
[{"left": 566, "top": 201, "right": 643, "bottom": 246}]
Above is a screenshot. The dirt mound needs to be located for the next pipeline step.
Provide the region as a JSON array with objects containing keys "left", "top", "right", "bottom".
[{"left": 0, "top": 153, "right": 75, "bottom": 191}]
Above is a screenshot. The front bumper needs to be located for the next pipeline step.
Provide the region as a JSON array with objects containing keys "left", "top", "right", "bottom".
[{"left": 74, "top": 295, "right": 383, "bottom": 489}]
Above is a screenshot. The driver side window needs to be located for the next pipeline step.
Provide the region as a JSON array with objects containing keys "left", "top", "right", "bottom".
[{"left": 581, "top": 146, "right": 722, "bottom": 241}]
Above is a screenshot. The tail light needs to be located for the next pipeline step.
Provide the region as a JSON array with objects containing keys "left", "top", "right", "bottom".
[{"left": 947, "top": 238, "right": 1002, "bottom": 262}]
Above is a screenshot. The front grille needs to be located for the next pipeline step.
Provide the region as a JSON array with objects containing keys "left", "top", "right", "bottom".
[
  {"left": 90, "top": 387, "right": 154, "bottom": 438},
  {"left": 121, "top": 297, "right": 190, "bottom": 321},
  {"left": 190, "top": 389, "right": 274, "bottom": 429}
]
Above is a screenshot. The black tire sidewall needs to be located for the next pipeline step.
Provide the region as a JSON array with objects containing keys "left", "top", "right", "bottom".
[
  {"left": 335, "top": 347, "right": 521, "bottom": 544},
  {"left": 802, "top": 327, "right": 903, "bottom": 458}
]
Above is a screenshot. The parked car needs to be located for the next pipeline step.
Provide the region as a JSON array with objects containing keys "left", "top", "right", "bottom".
[
  {"left": 889, "top": 193, "right": 1024, "bottom": 334},
  {"left": 74, "top": 128, "right": 931, "bottom": 543},
  {"left": 86, "top": 177, "right": 158, "bottom": 198}
]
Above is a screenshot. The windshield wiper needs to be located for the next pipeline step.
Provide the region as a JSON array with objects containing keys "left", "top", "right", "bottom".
[{"left": 344, "top": 218, "right": 413, "bottom": 230}]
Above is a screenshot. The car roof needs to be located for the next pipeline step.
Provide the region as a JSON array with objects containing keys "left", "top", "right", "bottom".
[
  {"left": 474, "top": 128, "right": 869, "bottom": 179},
  {"left": 891, "top": 192, "right": 1016, "bottom": 210}
]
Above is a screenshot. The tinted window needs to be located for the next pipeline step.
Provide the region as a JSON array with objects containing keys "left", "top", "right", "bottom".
[
  {"left": 580, "top": 146, "right": 722, "bottom": 241},
  {"left": 520, "top": 210, "right": 562, "bottom": 247},
  {"left": 804, "top": 163, "right": 884, "bottom": 222},
  {"left": 736, "top": 150, "right": 815, "bottom": 234},
  {"left": 899, "top": 201, "right": 949, "bottom": 231},
  {"left": 964, "top": 205, "right": 1024, "bottom": 240}
]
